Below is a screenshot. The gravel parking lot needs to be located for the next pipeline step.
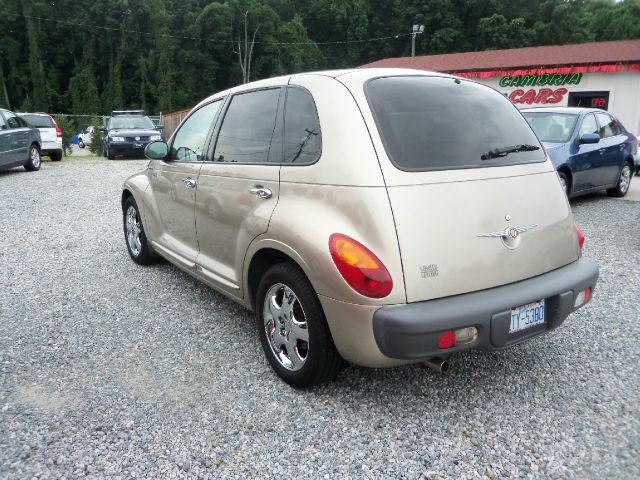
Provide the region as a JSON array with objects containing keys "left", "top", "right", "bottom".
[{"left": 1, "top": 158, "right": 638, "bottom": 479}]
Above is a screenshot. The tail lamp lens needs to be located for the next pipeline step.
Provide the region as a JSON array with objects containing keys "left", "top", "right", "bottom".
[
  {"left": 437, "top": 327, "right": 478, "bottom": 350},
  {"left": 437, "top": 331, "right": 456, "bottom": 349},
  {"left": 50, "top": 115, "right": 62, "bottom": 138},
  {"left": 329, "top": 233, "right": 393, "bottom": 298},
  {"left": 574, "top": 287, "right": 592, "bottom": 308},
  {"left": 575, "top": 223, "right": 585, "bottom": 249}
]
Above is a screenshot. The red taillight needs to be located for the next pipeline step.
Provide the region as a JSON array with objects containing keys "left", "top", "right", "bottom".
[
  {"left": 50, "top": 115, "right": 62, "bottom": 138},
  {"left": 575, "top": 223, "right": 585, "bottom": 249},
  {"left": 437, "top": 331, "right": 456, "bottom": 349},
  {"left": 329, "top": 233, "right": 393, "bottom": 298}
]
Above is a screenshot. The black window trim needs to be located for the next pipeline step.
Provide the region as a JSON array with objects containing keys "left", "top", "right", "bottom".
[
  {"left": 205, "top": 85, "right": 285, "bottom": 166},
  {"left": 165, "top": 97, "right": 226, "bottom": 164},
  {"left": 363, "top": 74, "right": 547, "bottom": 173},
  {"left": 280, "top": 83, "right": 323, "bottom": 167}
]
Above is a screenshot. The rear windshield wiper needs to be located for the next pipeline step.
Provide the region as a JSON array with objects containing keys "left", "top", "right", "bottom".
[{"left": 481, "top": 144, "right": 540, "bottom": 160}]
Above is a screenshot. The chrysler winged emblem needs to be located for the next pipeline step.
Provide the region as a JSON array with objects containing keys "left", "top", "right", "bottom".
[{"left": 477, "top": 224, "right": 538, "bottom": 239}]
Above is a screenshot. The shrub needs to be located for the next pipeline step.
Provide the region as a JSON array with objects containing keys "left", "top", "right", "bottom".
[{"left": 53, "top": 115, "right": 75, "bottom": 155}]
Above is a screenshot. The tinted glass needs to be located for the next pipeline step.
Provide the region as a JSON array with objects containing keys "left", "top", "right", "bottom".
[
  {"left": 4, "top": 111, "right": 20, "bottom": 129},
  {"left": 109, "top": 115, "right": 155, "bottom": 130},
  {"left": 578, "top": 114, "right": 598, "bottom": 138},
  {"left": 214, "top": 88, "right": 280, "bottom": 163},
  {"left": 522, "top": 112, "right": 578, "bottom": 143},
  {"left": 283, "top": 87, "right": 321, "bottom": 164},
  {"left": 596, "top": 113, "right": 617, "bottom": 138},
  {"left": 171, "top": 100, "right": 222, "bottom": 162},
  {"left": 20, "top": 115, "right": 54, "bottom": 128},
  {"left": 367, "top": 77, "right": 544, "bottom": 171},
  {"left": 609, "top": 117, "right": 624, "bottom": 136}
]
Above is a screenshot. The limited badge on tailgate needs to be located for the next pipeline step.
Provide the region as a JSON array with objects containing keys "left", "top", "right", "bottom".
[{"left": 509, "top": 299, "right": 545, "bottom": 334}]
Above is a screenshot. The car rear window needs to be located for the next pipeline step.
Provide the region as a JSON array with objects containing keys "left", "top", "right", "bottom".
[
  {"left": 365, "top": 76, "right": 545, "bottom": 171},
  {"left": 21, "top": 115, "right": 54, "bottom": 128},
  {"left": 521, "top": 112, "right": 578, "bottom": 143}
]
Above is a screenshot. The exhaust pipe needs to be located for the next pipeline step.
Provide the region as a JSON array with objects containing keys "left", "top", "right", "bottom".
[{"left": 422, "top": 357, "right": 450, "bottom": 373}]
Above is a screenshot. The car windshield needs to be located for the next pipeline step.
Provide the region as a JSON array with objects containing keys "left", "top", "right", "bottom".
[
  {"left": 365, "top": 76, "right": 544, "bottom": 171},
  {"left": 20, "top": 114, "right": 54, "bottom": 128},
  {"left": 108, "top": 115, "right": 155, "bottom": 130},
  {"left": 521, "top": 112, "right": 578, "bottom": 143}
]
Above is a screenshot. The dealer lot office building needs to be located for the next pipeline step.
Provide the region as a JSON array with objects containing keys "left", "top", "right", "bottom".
[{"left": 363, "top": 40, "right": 640, "bottom": 135}]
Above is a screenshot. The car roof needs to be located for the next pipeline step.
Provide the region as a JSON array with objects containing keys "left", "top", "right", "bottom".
[
  {"left": 520, "top": 107, "right": 608, "bottom": 115},
  {"left": 17, "top": 112, "right": 51, "bottom": 116},
  {"left": 192, "top": 68, "right": 457, "bottom": 110}
]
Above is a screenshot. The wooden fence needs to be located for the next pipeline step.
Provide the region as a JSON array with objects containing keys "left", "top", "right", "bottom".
[{"left": 161, "top": 108, "right": 192, "bottom": 140}]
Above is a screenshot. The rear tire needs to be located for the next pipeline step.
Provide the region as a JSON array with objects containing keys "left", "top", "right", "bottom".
[
  {"left": 255, "top": 262, "right": 343, "bottom": 388},
  {"left": 49, "top": 151, "right": 63, "bottom": 162},
  {"left": 607, "top": 162, "right": 632, "bottom": 197},
  {"left": 24, "top": 144, "right": 41, "bottom": 171}
]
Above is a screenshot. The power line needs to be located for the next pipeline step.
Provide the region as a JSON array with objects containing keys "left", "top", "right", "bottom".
[{"left": 8, "top": 13, "right": 413, "bottom": 46}]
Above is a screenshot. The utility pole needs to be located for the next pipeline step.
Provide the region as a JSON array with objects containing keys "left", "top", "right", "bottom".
[{"left": 411, "top": 24, "right": 425, "bottom": 57}]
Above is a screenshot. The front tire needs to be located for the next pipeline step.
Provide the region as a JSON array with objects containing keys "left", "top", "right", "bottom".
[
  {"left": 256, "top": 262, "right": 343, "bottom": 388},
  {"left": 78, "top": 138, "right": 85, "bottom": 149},
  {"left": 558, "top": 170, "right": 570, "bottom": 196},
  {"left": 607, "top": 162, "right": 632, "bottom": 197},
  {"left": 24, "top": 144, "right": 41, "bottom": 171},
  {"left": 123, "top": 197, "right": 154, "bottom": 265}
]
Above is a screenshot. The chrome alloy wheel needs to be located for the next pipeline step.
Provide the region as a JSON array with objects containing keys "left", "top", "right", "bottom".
[
  {"left": 125, "top": 205, "right": 142, "bottom": 257},
  {"left": 263, "top": 283, "right": 309, "bottom": 371},
  {"left": 30, "top": 147, "right": 41, "bottom": 169},
  {"left": 619, "top": 164, "right": 632, "bottom": 194}
]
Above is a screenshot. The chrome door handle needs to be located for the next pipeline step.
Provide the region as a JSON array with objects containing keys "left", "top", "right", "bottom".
[
  {"left": 183, "top": 178, "right": 196, "bottom": 188},
  {"left": 249, "top": 187, "right": 272, "bottom": 199}
]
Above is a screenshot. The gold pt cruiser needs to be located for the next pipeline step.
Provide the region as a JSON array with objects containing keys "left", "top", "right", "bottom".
[{"left": 122, "top": 69, "right": 599, "bottom": 387}]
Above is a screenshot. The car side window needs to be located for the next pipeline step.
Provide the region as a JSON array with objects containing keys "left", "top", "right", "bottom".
[
  {"left": 609, "top": 116, "right": 624, "bottom": 136},
  {"left": 170, "top": 100, "right": 223, "bottom": 162},
  {"left": 595, "top": 113, "right": 616, "bottom": 138},
  {"left": 283, "top": 86, "right": 321, "bottom": 164},
  {"left": 4, "top": 111, "right": 20, "bottom": 129},
  {"left": 213, "top": 88, "right": 281, "bottom": 163},
  {"left": 0, "top": 114, "right": 5, "bottom": 130},
  {"left": 578, "top": 114, "right": 598, "bottom": 138}
]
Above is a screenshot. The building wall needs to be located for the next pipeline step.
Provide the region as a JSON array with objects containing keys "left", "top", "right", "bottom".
[{"left": 476, "top": 71, "right": 640, "bottom": 135}]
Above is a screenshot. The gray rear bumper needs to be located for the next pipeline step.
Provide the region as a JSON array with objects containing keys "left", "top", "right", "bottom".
[{"left": 373, "top": 258, "right": 599, "bottom": 360}]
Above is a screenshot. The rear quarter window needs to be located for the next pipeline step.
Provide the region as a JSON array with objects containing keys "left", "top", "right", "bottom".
[
  {"left": 20, "top": 115, "right": 54, "bottom": 128},
  {"left": 365, "top": 76, "right": 545, "bottom": 171}
]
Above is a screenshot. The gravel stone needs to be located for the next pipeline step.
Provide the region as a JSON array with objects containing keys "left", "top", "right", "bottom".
[{"left": 1, "top": 159, "right": 638, "bottom": 478}]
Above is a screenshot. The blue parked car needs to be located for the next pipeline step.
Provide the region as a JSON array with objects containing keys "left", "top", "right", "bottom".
[{"left": 521, "top": 107, "right": 636, "bottom": 198}]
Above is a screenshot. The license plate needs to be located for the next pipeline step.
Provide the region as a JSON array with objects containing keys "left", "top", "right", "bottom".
[{"left": 509, "top": 299, "right": 545, "bottom": 334}]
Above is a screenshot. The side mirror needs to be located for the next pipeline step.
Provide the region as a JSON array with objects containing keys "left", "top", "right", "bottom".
[
  {"left": 145, "top": 140, "right": 169, "bottom": 160},
  {"left": 99, "top": 127, "right": 106, "bottom": 133},
  {"left": 579, "top": 133, "right": 600, "bottom": 145},
  {"left": 155, "top": 125, "right": 164, "bottom": 131}
]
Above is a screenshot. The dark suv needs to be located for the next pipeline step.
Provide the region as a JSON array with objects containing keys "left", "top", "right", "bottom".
[{"left": 101, "top": 110, "right": 163, "bottom": 159}]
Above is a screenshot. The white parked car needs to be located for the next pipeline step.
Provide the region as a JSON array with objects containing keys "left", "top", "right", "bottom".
[
  {"left": 78, "top": 126, "right": 95, "bottom": 149},
  {"left": 19, "top": 113, "right": 63, "bottom": 161}
]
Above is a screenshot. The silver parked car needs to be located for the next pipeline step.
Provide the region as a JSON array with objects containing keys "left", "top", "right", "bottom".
[
  {"left": 0, "top": 108, "right": 42, "bottom": 171},
  {"left": 19, "top": 112, "right": 64, "bottom": 161},
  {"left": 121, "top": 69, "right": 599, "bottom": 387}
]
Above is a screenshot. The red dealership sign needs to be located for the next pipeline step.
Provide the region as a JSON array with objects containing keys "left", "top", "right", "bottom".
[{"left": 509, "top": 88, "right": 568, "bottom": 104}]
